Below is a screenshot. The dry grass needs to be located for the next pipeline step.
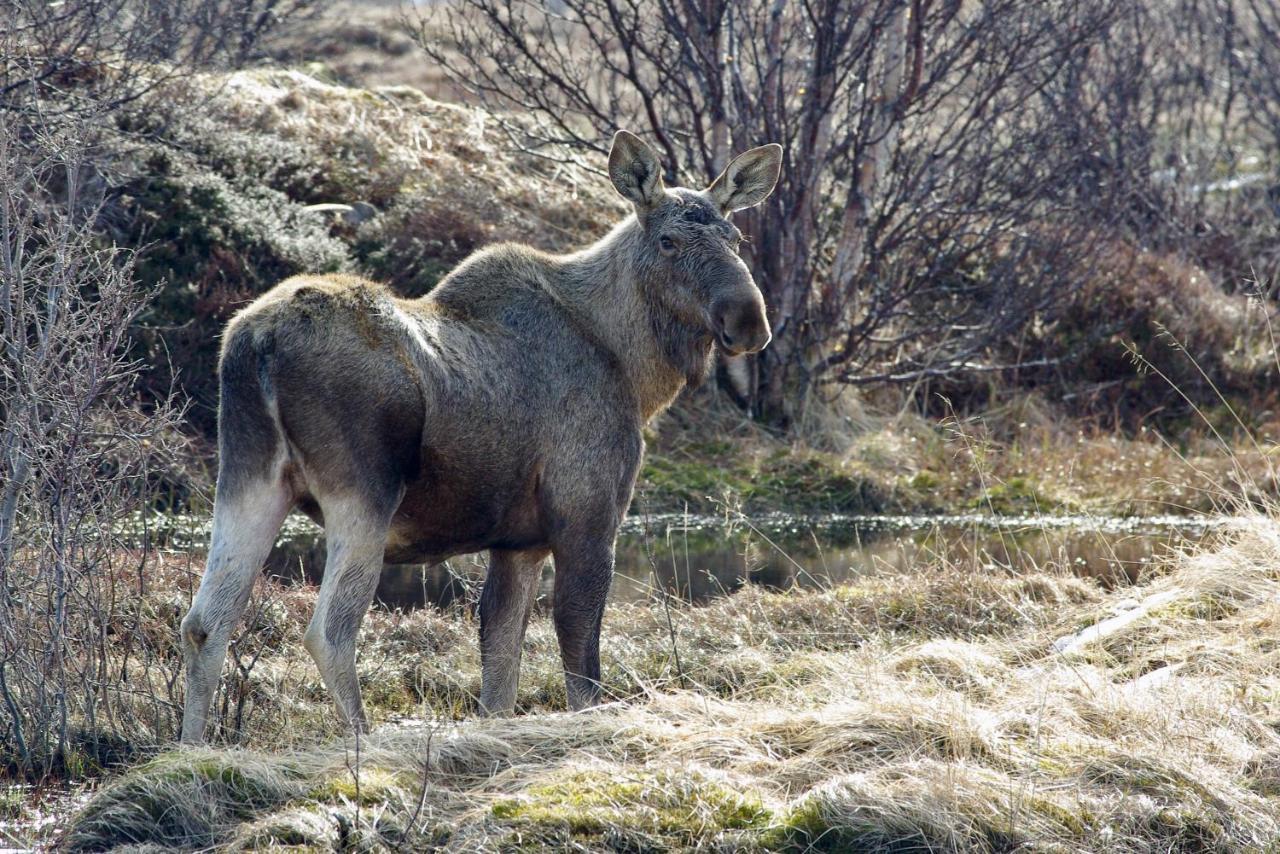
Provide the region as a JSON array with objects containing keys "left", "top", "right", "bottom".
[
  {"left": 924, "top": 403, "right": 1280, "bottom": 517},
  {"left": 201, "top": 66, "right": 621, "bottom": 237},
  {"left": 60, "top": 518, "right": 1280, "bottom": 851}
]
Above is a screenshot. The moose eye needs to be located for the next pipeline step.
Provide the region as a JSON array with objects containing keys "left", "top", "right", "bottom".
[{"left": 659, "top": 235, "right": 677, "bottom": 253}]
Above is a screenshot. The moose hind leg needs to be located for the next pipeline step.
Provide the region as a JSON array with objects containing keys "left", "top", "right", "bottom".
[
  {"left": 180, "top": 475, "right": 292, "bottom": 744},
  {"left": 551, "top": 536, "right": 615, "bottom": 711},
  {"left": 478, "top": 548, "right": 549, "bottom": 716},
  {"left": 303, "top": 496, "right": 396, "bottom": 733}
]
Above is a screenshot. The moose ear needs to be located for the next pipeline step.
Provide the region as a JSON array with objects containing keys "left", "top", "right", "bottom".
[
  {"left": 707, "top": 144, "right": 782, "bottom": 213},
  {"left": 608, "top": 130, "right": 665, "bottom": 211}
]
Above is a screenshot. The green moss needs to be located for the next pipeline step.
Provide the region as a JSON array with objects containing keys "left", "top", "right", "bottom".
[
  {"left": 748, "top": 455, "right": 887, "bottom": 514},
  {"left": 639, "top": 449, "right": 890, "bottom": 514},
  {"left": 765, "top": 788, "right": 1029, "bottom": 853},
  {"left": 226, "top": 806, "right": 337, "bottom": 852},
  {"left": 309, "top": 767, "right": 406, "bottom": 806},
  {"left": 973, "top": 475, "right": 1071, "bottom": 514},
  {"left": 766, "top": 795, "right": 826, "bottom": 841},
  {"left": 763, "top": 796, "right": 916, "bottom": 853},
  {"left": 1147, "top": 589, "right": 1242, "bottom": 622},
  {"left": 491, "top": 769, "right": 771, "bottom": 845},
  {"left": 908, "top": 470, "right": 941, "bottom": 491},
  {"left": 640, "top": 454, "right": 748, "bottom": 510},
  {"left": 1025, "top": 796, "right": 1090, "bottom": 837}
]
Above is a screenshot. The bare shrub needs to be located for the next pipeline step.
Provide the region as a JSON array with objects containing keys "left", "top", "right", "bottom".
[
  {"left": 1222, "top": 0, "right": 1280, "bottom": 287},
  {"left": 0, "top": 0, "right": 329, "bottom": 120},
  {"left": 417, "top": 0, "right": 1280, "bottom": 428},
  {"left": 418, "top": 0, "right": 1128, "bottom": 424},
  {"left": 1045, "top": 1, "right": 1280, "bottom": 290},
  {"left": 0, "top": 120, "right": 186, "bottom": 779}
]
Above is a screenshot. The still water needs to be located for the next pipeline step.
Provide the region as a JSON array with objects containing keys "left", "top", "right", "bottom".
[{"left": 238, "top": 513, "right": 1226, "bottom": 610}]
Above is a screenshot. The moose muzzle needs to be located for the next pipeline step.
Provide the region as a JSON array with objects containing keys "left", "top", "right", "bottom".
[{"left": 713, "top": 294, "right": 772, "bottom": 356}]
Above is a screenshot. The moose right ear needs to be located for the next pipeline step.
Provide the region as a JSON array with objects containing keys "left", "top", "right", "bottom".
[
  {"left": 707, "top": 144, "right": 782, "bottom": 213},
  {"left": 608, "top": 130, "right": 665, "bottom": 211}
]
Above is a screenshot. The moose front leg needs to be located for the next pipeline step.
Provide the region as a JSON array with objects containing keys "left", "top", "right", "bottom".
[
  {"left": 478, "top": 547, "right": 549, "bottom": 716},
  {"left": 550, "top": 534, "right": 616, "bottom": 710}
]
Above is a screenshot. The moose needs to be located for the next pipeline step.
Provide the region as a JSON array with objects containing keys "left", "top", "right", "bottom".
[{"left": 179, "top": 130, "right": 781, "bottom": 742}]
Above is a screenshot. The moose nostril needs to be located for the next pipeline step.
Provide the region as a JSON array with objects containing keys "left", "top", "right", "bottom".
[{"left": 717, "top": 314, "right": 734, "bottom": 342}]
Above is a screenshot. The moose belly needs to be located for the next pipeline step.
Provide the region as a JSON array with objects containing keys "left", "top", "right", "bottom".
[{"left": 382, "top": 461, "right": 546, "bottom": 563}]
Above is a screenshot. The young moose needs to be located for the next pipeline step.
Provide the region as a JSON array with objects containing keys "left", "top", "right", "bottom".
[{"left": 179, "top": 131, "right": 781, "bottom": 742}]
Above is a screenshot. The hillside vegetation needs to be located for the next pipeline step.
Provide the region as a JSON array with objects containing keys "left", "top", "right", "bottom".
[
  {"left": 101, "top": 69, "right": 1280, "bottom": 516},
  {"left": 113, "top": 69, "right": 621, "bottom": 438}
]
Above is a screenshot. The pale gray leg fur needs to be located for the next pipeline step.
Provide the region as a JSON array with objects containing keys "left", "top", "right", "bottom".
[
  {"left": 179, "top": 476, "right": 291, "bottom": 744},
  {"left": 302, "top": 498, "right": 395, "bottom": 732}
]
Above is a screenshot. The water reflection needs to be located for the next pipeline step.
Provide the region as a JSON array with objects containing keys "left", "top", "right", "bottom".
[{"left": 258, "top": 514, "right": 1219, "bottom": 610}]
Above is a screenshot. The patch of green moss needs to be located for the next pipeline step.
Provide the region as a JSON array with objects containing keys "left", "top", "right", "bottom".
[
  {"left": 226, "top": 805, "right": 336, "bottom": 852},
  {"left": 908, "top": 470, "right": 941, "bottom": 492},
  {"left": 1025, "top": 795, "right": 1090, "bottom": 836},
  {"left": 308, "top": 766, "right": 407, "bottom": 806},
  {"left": 973, "top": 475, "right": 1070, "bottom": 514},
  {"left": 491, "top": 769, "right": 771, "bottom": 845},
  {"left": 1147, "top": 589, "right": 1242, "bottom": 622},
  {"left": 765, "top": 791, "right": 1029, "bottom": 853},
  {"left": 640, "top": 454, "right": 749, "bottom": 510},
  {"left": 747, "top": 455, "right": 887, "bottom": 514},
  {"left": 640, "top": 449, "right": 890, "bottom": 515},
  {"left": 758, "top": 796, "right": 826, "bottom": 849},
  {"left": 762, "top": 796, "right": 934, "bottom": 853}
]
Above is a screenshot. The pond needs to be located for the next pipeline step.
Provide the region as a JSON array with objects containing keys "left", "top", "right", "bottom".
[{"left": 146, "top": 512, "right": 1231, "bottom": 610}]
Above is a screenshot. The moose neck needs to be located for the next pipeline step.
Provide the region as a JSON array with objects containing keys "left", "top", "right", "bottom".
[{"left": 556, "top": 217, "right": 712, "bottom": 420}]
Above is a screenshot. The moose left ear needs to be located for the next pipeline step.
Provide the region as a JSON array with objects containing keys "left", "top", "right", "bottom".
[
  {"left": 609, "top": 130, "right": 665, "bottom": 211},
  {"left": 707, "top": 144, "right": 782, "bottom": 213}
]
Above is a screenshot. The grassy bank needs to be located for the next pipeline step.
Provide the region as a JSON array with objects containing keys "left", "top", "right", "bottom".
[
  {"left": 640, "top": 391, "right": 1280, "bottom": 517},
  {"left": 58, "top": 516, "right": 1280, "bottom": 851}
]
